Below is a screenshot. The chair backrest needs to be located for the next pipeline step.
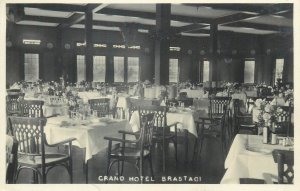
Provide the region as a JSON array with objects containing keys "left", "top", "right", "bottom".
[
  {"left": 272, "top": 149, "right": 294, "bottom": 184},
  {"left": 6, "top": 92, "right": 25, "bottom": 116},
  {"left": 88, "top": 98, "right": 110, "bottom": 117},
  {"left": 209, "top": 97, "right": 231, "bottom": 116},
  {"left": 138, "top": 105, "right": 167, "bottom": 129},
  {"left": 138, "top": 113, "right": 155, "bottom": 151},
  {"left": 6, "top": 135, "right": 18, "bottom": 183},
  {"left": 274, "top": 105, "right": 293, "bottom": 136},
  {"left": 20, "top": 100, "right": 44, "bottom": 118},
  {"left": 48, "top": 96, "right": 66, "bottom": 105},
  {"left": 9, "top": 116, "right": 47, "bottom": 158}
]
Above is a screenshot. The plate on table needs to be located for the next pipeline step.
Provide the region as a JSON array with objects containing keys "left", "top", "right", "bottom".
[{"left": 246, "top": 146, "right": 272, "bottom": 155}]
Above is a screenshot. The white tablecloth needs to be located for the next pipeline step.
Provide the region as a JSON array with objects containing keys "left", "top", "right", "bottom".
[
  {"left": 24, "top": 97, "right": 69, "bottom": 117},
  {"left": 45, "top": 116, "right": 130, "bottom": 162},
  {"left": 180, "top": 89, "right": 207, "bottom": 98},
  {"left": 221, "top": 134, "right": 292, "bottom": 184},
  {"left": 77, "top": 92, "right": 112, "bottom": 103},
  {"left": 129, "top": 110, "right": 199, "bottom": 137},
  {"left": 43, "top": 104, "right": 69, "bottom": 117}
]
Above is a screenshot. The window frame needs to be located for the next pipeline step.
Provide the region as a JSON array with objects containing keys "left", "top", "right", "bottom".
[
  {"left": 23, "top": 53, "right": 41, "bottom": 82},
  {"left": 243, "top": 58, "right": 256, "bottom": 84},
  {"left": 127, "top": 56, "right": 140, "bottom": 83},
  {"left": 169, "top": 58, "right": 179, "bottom": 83}
]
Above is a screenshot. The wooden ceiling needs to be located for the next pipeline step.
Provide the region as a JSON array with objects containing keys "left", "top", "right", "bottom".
[{"left": 6, "top": 3, "right": 293, "bottom": 37}]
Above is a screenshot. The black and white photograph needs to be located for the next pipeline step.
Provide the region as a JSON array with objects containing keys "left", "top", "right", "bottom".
[{"left": 2, "top": 0, "right": 298, "bottom": 189}]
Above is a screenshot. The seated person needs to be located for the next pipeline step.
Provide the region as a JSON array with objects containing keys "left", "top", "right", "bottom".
[
  {"left": 231, "top": 86, "right": 247, "bottom": 113},
  {"left": 271, "top": 91, "right": 286, "bottom": 106},
  {"left": 216, "top": 89, "right": 228, "bottom": 97}
]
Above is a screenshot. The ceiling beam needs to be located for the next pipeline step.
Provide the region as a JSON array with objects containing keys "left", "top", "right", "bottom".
[
  {"left": 213, "top": 3, "right": 292, "bottom": 26},
  {"left": 213, "top": 12, "right": 257, "bottom": 25},
  {"left": 97, "top": 8, "right": 213, "bottom": 24},
  {"left": 175, "top": 23, "right": 208, "bottom": 33},
  {"left": 22, "top": 15, "right": 69, "bottom": 23},
  {"left": 23, "top": 3, "right": 86, "bottom": 12},
  {"left": 58, "top": 13, "right": 85, "bottom": 28},
  {"left": 79, "top": 20, "right": 154, "bottom": 30},
  {"left": 223, "top": 21, "right": 292, "bottom": 33},
  {"left": 57, "top": 4, "right": 108, "bottom": 29},
  {"left": 182, "top": 3, "right": 292, "bottom": 14}
]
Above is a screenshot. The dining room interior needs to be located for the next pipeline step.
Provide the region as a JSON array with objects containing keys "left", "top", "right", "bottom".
[{"left": 5, "top": 3, "right": 294, "bottom": 185}]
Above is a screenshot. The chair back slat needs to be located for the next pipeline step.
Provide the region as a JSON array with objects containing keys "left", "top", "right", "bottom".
[
  {"left": 138, "top": 105, "right": 167, "bottom": 130},
  {"left": 6, "top": 92, "right": 25, "bottom": 116},
  {"left": 139, "top": 113, "right": 155, "bottom": 150},
  {"left": 20, "top": 100, "right": 44, "bottom": 118},
  {"left": 209, "top": 97, "right": 231, "bottom": 117},
  {"left": 9, "top": 116, "right": 47, "bottom": 156},
  {"left": 88, "top": 98, "right": 110, "bottom": 117}
]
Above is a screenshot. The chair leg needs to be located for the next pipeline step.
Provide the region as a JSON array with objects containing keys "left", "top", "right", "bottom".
[
  {"left": 148, "top": 155, "right": 154, "bottom": 179},
  {"left": 162, "top": 140, "right": 166, "bottom": 172},
  {"left": 120, "top": 160, "right": 124, "bottom": 176},
  {"left": 199, "top": 136, "right": 204, "bottom": 157},
  {"left": 184, "top": 130, "right": 188, "bottom": 164},
  {"left": 173, "top": 139, "right": 178, "bottom": 167},
  {"left": 41, "top": 167, "right": 46, "bottom": 184},
  {"left": 139, "top": 158, "right": 143, "bottom": 184},
  {"left": 69, "top": 159, "right": 73, "bottom": 183}
]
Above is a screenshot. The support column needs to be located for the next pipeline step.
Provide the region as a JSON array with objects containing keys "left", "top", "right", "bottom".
[
  {"left": 85, "top": 8, "right": 93, "bottom": 82},
  {"left": 56, "top": 28, "right": 63, "bottom": 80},
  {"left": 154, "top": 4, "right": 171, "bottom": 85},
  {"left": 209, "top": 23, "right": 218, "bottom": 81}
]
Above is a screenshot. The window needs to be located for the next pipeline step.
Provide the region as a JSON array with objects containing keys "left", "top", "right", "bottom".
[
  {"left": 114, "top": 57, "right": 124, "bottom": 82},
  {"left": 93, "top": 56, "right": 106, "bottom": 82},
  {"left": 127, "top": 57, "right": 139, "bottom": 82},
  {"left": 203, "top": 60, "right": 210, "bottom": 82},
  {"left": 169, "top": 59, "right": 179, "bottom": 83},
  {"left": 274, "top": 58, "right": 284, "bottom": 82},
  {"left": 24, "top": 53, "right": 39, "bottom": 82},
  {"left": 77, "top": 55, "right": 86, "bottom": 82},
  {"left": 244, "top": 59, "right": 255, "bottom": 83}
]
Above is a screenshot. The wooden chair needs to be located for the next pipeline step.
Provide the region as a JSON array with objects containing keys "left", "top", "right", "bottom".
[
  {"left": 6, "top": 92, "right": 25, "bottom": 116},
  {"left": 232, "top": 99, "right": 257, "bottom": 135},
  {"left": 273, "top": 105, "right": 293, "bottom": 137},
  {"left": 9, "top": 116, "right": 75, "bottom": 183},
  {"left": 104, "top": 113, "right": 155, "bottom": 183},
  {"left": 195, "top": 105, "right": 230, "bottom": 162},
  {"left": 138, "top": 105, "right": 179, "bottom": 172},
  {"left": 88, "top": 98, "right": 111, "bottom": 118},
  {"left": 6, "top": 135, "right": 18, "bottom": 183},
  {"left": 20, "top": 100, "right": 44, "bottom": 118},
  {"left": 272, "top": 149, "right": 294, "bottom": 184}
]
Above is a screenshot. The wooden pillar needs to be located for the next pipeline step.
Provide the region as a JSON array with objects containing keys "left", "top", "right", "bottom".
[
  {"left": 85, "top": 8, "right": 93, "bottom": 82},
  {"left": 154, "top": 4, "right": 171, "bottom": 85},
  {"left": 209, "top": 23, "right": 218, "bottom": 81},
  {"left": 56, "top": 28, "right": 63, "bottom": 80}
]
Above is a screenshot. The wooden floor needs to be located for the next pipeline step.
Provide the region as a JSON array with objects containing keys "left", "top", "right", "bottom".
[{"left": 15, "top": 134, "right": 226, "bottom": 184}]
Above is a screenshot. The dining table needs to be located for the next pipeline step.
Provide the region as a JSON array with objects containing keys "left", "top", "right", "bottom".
[
  {"left": 44, "top": 115, "right": 131, "bottom": 183},
  {"left": 220, "top": 134, "right": 293, "bottom": 184}
]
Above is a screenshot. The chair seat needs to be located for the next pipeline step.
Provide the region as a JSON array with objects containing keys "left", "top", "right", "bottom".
[
  {"left": 18, "top": 153, "right": 69, "bottom": 167},
  {"left": 202, "top": 129, "right": 221, "bottom": 137},
  {"left": 111, "top": 147, "right": 150, "bottom": 158},
  {"left": 240, "top": 178, "right": 265, "bottom": 184},
  {"left": 153, "top": 132, "right": 176, "bottom": 141}
]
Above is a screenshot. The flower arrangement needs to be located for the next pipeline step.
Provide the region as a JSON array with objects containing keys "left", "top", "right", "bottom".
[{"left": 255, "top": 99, "right": 284, "bottom": 129}]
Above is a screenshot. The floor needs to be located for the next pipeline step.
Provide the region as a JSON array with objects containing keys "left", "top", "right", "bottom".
[{"left": 15, "top": 134, "right": 226, "bottom": 184}]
